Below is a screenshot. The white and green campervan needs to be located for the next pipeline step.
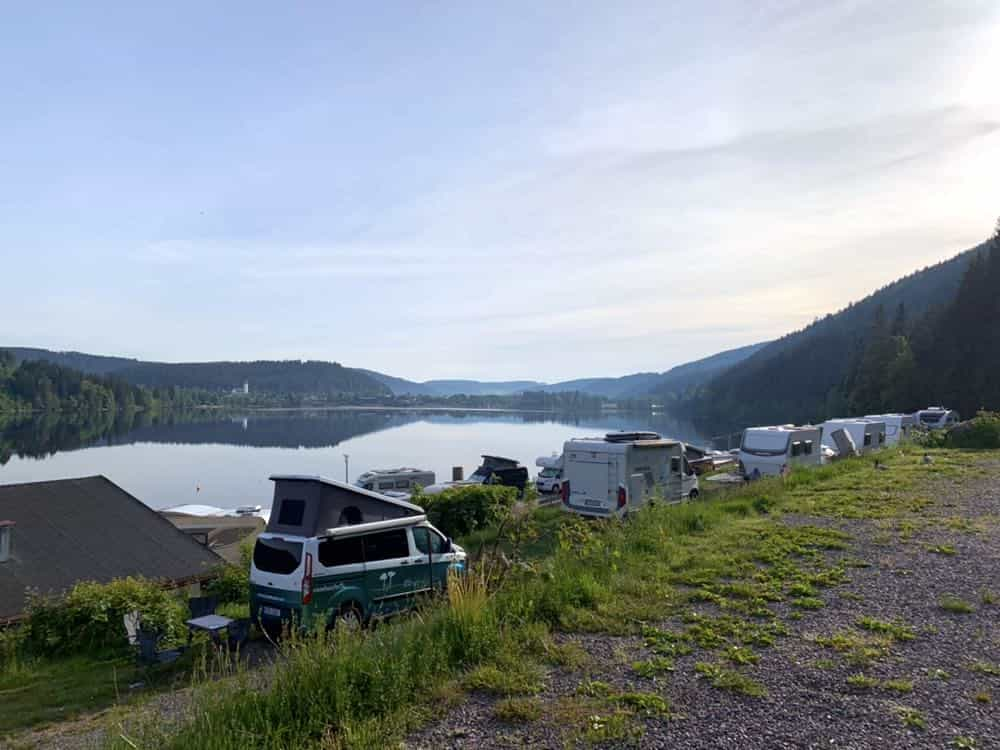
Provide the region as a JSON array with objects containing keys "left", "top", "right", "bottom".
[{"left": 250, "top": 475, "right": 466, "bottom": 632}]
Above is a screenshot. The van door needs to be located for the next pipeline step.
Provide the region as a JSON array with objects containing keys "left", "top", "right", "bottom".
[
  {"left": 363, "top": 528, "right": 414, "bottom": 614},
  {"left": 411, "top": 526, "right": 452, "bottom": 590}
]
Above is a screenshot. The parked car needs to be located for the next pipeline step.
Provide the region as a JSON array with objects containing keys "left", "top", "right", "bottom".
[
  {"left": 560, "top": 431, "right": 698, "bottom": 518},
  {"left": 738, "top": 425, "right": 822, "bottom": 479},
  {"left": 250, "top": 475, "right": 466, "bottom": 633}
]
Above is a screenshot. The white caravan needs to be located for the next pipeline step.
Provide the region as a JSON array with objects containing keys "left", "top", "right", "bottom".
[
  {"left": 560, "top": 432, "right": 698, "bottom": 518},
  {"left": 534, "top": 454, "right": 564, "bottom": 494},
  {"left": 915, "top": 407, "right": 960, "bottom": 430},
  {"left": 738, "top": 425, "right": 822, "bottom": 479},
  {"left": 864, "top": 414, "right": 916, "bottom": 446},
  {"left": 355, "top": 468, "right": 436, "bottom": 495},
  {"left": 821, "top": 419, "right": 886, "bottom": 455}
]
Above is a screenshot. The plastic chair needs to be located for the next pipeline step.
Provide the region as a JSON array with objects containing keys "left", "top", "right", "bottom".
[
  {"left": 136, "top": 629, "right": 183, "bottom": 666},
  {"left": 188, "top": 596, "right": 218, "bottom": 619}
]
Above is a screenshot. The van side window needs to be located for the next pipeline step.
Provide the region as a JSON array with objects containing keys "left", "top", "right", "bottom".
[
  {"left": 277, "top": 499, "right": 306, "bottom": 526},
  {"left": 337, "top": 506, "right": 362, "bottom": 526},
  {"left": 864, "top": 433, "right": 873, "bottom": 447},
  {"left": 412, "top": 527, "right": 447, "bottom": 555},
  {"left": 318, "top": 535, "right": 365, "bottom": 567},
  {"left": 364, "top": 529, "right": 410, "bottom": 561},
  {"left": 394, "top": 480, "right": 410, "bottom": 489},
  {"left": 670, "top": 457, "right": 680, "bottom": 474},
  {"left": 804, "top": 440, "right": 813, "bottom": 455},
  {"left": 378, "top": 481, "right": 395, "bottom": 490}
]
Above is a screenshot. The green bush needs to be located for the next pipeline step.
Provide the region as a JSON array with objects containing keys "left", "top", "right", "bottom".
[
  {"left": 946, "top": 411, "right": 1000, "bottom": 449},
  {"left": 23, "top": 577, "right": 187, "bottom": 656},
  {"left": 204, "top": 539, "right": 254, "bottom": 604},
  {"left": 412, "top": 484, "right": 517, "bottom": 537}
]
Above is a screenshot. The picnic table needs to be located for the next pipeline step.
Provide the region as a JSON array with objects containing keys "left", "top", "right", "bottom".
[{"left": 186, "top": 614, "right": 234, "bottom": 644}]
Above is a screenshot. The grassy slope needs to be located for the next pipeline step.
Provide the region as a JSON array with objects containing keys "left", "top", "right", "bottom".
[{"left": 97, "top": 447, "right": 996, "bottom": 750}]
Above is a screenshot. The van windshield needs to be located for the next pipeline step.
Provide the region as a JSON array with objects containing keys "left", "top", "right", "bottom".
[
  {"left": 742, "top": 431, "right": 789, "bottom": 454},
  {"left": 253, "top": 537, "right": 303, "bottom": 575},
  {"left": 539, "top": 468, "right": 560, "bottom": 478}
]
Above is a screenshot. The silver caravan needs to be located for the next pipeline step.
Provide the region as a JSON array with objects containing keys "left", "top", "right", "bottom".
[
  {"left": 561, "top": 432, "right": 698, "bottom": 519},
  {"left": 738, "top": 425, "right": 822, "bottom": 479},
  {"left": 355, "top": 468, "right": 436, "bottom": 495},
  {"left": 915, "top": 407, "right": 959, "bottom": 430},
  {"left": 821, "top": 419, "right": 886, "bottom": 455},
  {"left": 864, "top": 413, "right": 916, "bottom": 446}
]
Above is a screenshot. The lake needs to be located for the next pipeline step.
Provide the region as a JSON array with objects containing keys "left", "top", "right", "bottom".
[{"left": 0, "top": 409, "right": 709, "bottom": 511}]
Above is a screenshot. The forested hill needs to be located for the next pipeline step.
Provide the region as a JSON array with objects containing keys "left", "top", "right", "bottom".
[
  {"left": 683, "top": 234, "right": 996, "bottom": 433},
  {"left": 4, "top": 350, "right": 390, "bottom": 397}
]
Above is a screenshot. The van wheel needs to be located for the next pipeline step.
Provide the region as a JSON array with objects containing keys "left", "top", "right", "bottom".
[
  {"left": 689, "top": 489, "right": 700, "bottom": 500},
  {"left": 331, "top": 603, "right": 364, "bottom": 631}
]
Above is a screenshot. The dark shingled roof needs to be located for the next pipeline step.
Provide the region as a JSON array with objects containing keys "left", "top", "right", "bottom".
[{"left": 0, "top": 476, "right": 222, "bottom": 621}]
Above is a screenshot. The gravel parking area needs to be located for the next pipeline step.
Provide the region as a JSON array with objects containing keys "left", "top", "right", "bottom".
[{"left": 407, "top": 460, "right": 1000, "bottom": 749}]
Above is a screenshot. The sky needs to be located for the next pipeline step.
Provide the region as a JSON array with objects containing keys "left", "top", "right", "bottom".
[{"left": 2, "top": 1, "right": 999, "bottom": 382}]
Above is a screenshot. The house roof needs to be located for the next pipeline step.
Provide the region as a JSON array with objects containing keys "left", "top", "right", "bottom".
[{"left": 0, "top": 475, "right": 222, "bottom": 621}]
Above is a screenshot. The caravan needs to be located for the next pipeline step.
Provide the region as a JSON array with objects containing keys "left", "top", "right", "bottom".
[
  {"left": 738, "top": 425, "right": 822, "bottom": 479},
  {"left": 560, "top": 432, "right": 698, "bottom": 518},
  {"left": 915, "top": 407, "right": 960, "bottom": 430},
  {"left": 821, "top": 419, "right": 887, "bottom": 455},
  {"left": 864, "top": 414, "right": 916, "bottom": 446},
  {"left": 250, "top": 475, "right": 466, "bottom": 633}
]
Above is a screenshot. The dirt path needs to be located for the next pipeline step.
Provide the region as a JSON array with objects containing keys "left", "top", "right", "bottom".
[{"left": 406, "top": 460, "right": 1000, "bottom": 749}]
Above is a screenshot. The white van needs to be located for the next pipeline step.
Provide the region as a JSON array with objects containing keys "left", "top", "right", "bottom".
[
  {"left": 821, "top": 419, "right": 886, "bottom": 455},
  {"left": 915, "top": 407, "right": 960, "bottom": 430},
  {"left": 560, "top": 432, "right": 698, "bottom": 518},
  {"left": 738, "top": 425, "right": 822, "bottom": 479},
  {"left": 864, "top": 414, "right": 916, "bottom": 446},
  {"left": 250, "top": 475, "right": 466, "bottom": 633}
]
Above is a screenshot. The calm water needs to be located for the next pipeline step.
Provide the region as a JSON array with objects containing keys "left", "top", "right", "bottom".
[{"left": 0, "top": 409, "right": 707, "bottom": 511}]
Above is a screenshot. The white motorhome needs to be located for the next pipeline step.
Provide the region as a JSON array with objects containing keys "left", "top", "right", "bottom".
[
  {"left": 820, "top": 419, "right": 886, "bottom": 455},
  {"left": 534, "top": 454, "right": 564, "bottom": 494},
  {"left": 915, "top": 407, "right": 960, "bottom": 430},
  {"left": 864, "top": 413, "right": 916, "bottom": 446},
  {"left": 560, "top": 432, "right": 698, "bottom": 518},
  {"left": 738, "top": 425, "right": 822, "bottom": 479},
  {"left": 355, "top": 468, "right": 436, "bottom": 495}
]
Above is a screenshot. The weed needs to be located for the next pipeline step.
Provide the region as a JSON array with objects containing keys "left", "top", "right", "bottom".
[
  {"left": 883, "top": 679, "right": 914, "bottom": 693},
  {"left": 724, "top": 646, "right": 760, "bottom": 665},
  {"left": 846, "top": 673, "right": 879, "bottom": 689},
  {"left": 926, "top": 544, "right": 957, "bottom": 555},
  {"left": 898, "top": 707, "right": 926, "bottom": 730},
  {"left": 787, "top": 582, "right": 816, "bottom": 598},
  {"left": 583, "top": 711, "right": 641, "bottom": 744},
  {"left": 980, "top": 589, "right": 997, "bottom": 606},
  {"left": 632, "top": 657, "right": 675, "bottom": 679},
  {"left": 855, "top": 617, "right": 916, "bottom": 641},
  {"left": 616, "top": 692, "right": 670, "bottom": 717},
  {"left": 968, "top": 661, "right": 1000, "bottom": 676},
  {"left": 694, "top": 662, "right": 767, "bottom": 697},
  {"left": 951, "top": 737, "right": 977, "bottom": 749},
  {"left": 938, "top": 596, "right": 975, "bottom": 614},
  {"left": 813, "top": 658, "right": 836, "bottom": 670},
  {"left": 576, "top": 679, "right": 613, "bottom": 698},
  {"left": 929, "top": 668, "right": 950, "bottom": 681},
  {"left": 539, "top": 639, "right": 589, "bottom": 669},
  {"left": 815, "top": 630, "right": 892, "bottom": 667},
  {"left": 973, "top": 690, "right": 991, "bottom": 704},
  {"left": 791, "top": 597, "right": 825, "bottom": 610},
  {"left": 494, "top": 697, "right": 543, "bottom": 723},
  {"left": 464, "top": 658, "right": 543, "bottom": 696}
]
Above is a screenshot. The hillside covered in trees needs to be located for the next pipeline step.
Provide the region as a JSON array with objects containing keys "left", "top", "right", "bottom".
[{"left": 683, "top": 226, "right": 1000, "bottom": 432}]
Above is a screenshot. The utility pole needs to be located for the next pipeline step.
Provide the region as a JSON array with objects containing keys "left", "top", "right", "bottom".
[{"left": 344, "top": 454, "right": 350, "bottom": 483}]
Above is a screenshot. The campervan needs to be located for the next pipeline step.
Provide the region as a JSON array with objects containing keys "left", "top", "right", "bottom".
[
  {"left": 864, "top": 414, "right": 916, "bottom": 446},
  {"left": 560, "top": 432, "right": 698, "bottom": 518},
  {"left": 534, "top": 454, "right": 563, "bottom": 494},
  {"left": 250, "top": 475, "right": 466, "bottom": 633},
  {"left": 821, "top": 419, "right": 886, "bottom": 455},
  {"left": 738, "top": 425, "right": 822, "bottom": 479},
  {"left": 915, "top": 407, "right": 960, "bottom": 430},
  {"left": 355, "top": 468, "right": 436, "bottom": 495}
]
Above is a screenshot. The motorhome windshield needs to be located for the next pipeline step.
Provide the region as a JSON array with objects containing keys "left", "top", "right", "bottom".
[
  {"left": 539, "top": 468, "right": 560, "bottom": 478},
  {"left": 742, "top": 431, "right": 790, "bottom": 454},
  {"left": 253, "top": 537, "right": 303, "bottom": 575},
  {"left": 920, "top": 412, "right": 944, "bottom": 424}
]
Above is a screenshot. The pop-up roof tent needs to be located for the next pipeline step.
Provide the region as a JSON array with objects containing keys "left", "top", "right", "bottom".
[{"left": 265, "top": 475, "right": 423, "bottom": 537}]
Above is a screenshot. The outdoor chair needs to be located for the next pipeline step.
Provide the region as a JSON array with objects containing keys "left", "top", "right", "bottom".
[
  {"left": 123, "top": 610, "right": 141, "bottom": 647},
  {"left": 226, "top": 618, "right": 251, "bottom": 651},
  {"left": 188, "top": 595, "right": 218, "bottom": 619},
  {"left": 136, "top": 629, "right": 183, "bottom": 666}
]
